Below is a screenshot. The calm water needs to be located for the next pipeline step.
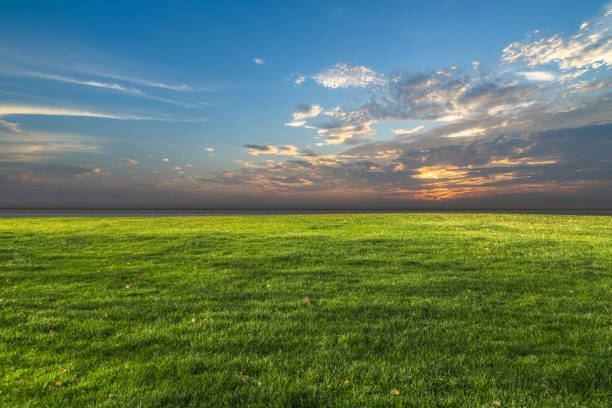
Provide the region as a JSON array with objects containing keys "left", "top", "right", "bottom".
[{"left": 0, "top": 209, "right": 610, "bottom": 218}]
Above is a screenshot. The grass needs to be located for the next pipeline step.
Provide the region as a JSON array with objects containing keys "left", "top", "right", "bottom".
[{"left": 0, "top": 213, "right": 610, "bottom": 407}]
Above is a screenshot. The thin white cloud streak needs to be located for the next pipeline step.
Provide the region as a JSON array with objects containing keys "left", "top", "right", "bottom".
[
  {"left": 0, "top": 105, "right": 206, "bottom": 122},
  {"left": 17, "top": 70, "right": 143, "bottom": 93},
  {"left": 1, "top": 69, "right": 207, "bottom": 108},
  {"left": 76, "top": 70, "right": 213, "bottom": 92},
  {"left": 245, "top": 144, "right": 300, "bottom": 156},
  {"left": 392, "top": 125, "right": 424, "bottom": 136},
  {"left": 253, "top": 58, "right": 264, "bottom": 65}
]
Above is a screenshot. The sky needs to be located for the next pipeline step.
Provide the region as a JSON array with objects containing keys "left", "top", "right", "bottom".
[{"left": 0, "top": 0, "right": 611, "bottom": 209}]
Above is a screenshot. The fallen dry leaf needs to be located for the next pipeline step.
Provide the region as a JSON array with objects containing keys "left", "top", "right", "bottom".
[
  {"left": 191, "top": 318, "right": 197, "bottom": 323},
  {"left": 391, "top": 389, "right": 400, "bottom": 396},
  {"left": 344, "top": 380, "right": 350, "bottom": 384},
  {"left": 125, "top": 285, "right": 131, "bottom": 289},
  {"left": 493, "top": 401, "right": 501, "bottom": 406},
  {"left": 108, "top": 394, "right": 114, "bottom": 400},
  {"left": 303, "top": 297, "right": 309, "bottom": 303},
  {"left": 55, "top": 381, "right": 63, "bottom": 387},
  {"left": 541, "top": 384, "right": 548, "bottom": 390}
]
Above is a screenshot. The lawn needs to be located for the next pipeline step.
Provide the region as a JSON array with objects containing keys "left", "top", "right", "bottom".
[{"left": 0, "top": 214, "right": 610, "bottom": 407}]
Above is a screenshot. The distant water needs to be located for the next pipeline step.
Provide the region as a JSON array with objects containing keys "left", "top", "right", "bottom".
[{"left": 0, "top": 209, "right": 610, "bottom": 218}]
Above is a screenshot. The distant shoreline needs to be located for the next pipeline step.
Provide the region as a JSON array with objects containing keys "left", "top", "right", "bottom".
[{"left": 1, "top": 209, "right": 610, "bottom": 218}]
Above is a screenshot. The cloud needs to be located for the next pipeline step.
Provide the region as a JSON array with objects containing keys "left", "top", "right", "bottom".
[
  {"left": 162, "top": 158, "right": 169, "bottom": 162},
  {"left": 244, "top": 144, "right": 300, "bottom": 156},
  {"left": 284, "top": 104, "right": 323, "bottom": 126},
  {"left": 293, "top": 104, "right": 323, "bottom": 120},
  {"left": 312, "top": 63, "right": 385, "bottom": 89},
  {"left": 280, "top": 4, "right": 612, "bottom": 147},
  {"left": 502, "top": 5, "right": 612, "bottom": 72},
  {"left": 208, "top": 123, "right": 612, "bottom": 204},
  {"left": 294, "top": 75, "right": 306, "bottom": 85},
  {"left": 447, "top": 127, "right": 487, "bottom": 138},
  {"left": 0, "top": 105, "right": 127, "bottom": 119},
  {"left": 120, "top": 157, "right": 139, "bottom": 165},
  {"left": 0, "top": 130, "right": 103, "bottom": 163},
  {"left": 19, "top": 71, "right": 143, "bottom": 93},
  {"left": 205, "top": 147, "right": 214, "bottom": 152},
  {"left": 392, "top": 125, "right": 424, "bottom": 137},
  {"left": 0, "top": 105, "right": 204, "bottom": 122},
  {"left": 76, "top": 168, "right": 109, "bottom": 178},
  {"left": 0, "top": 119, "right": 21, "bottom": 133},
  {"left": 67, "top": 70, "right": 209, "bottom": 92},
  {"left": 516, "top": 71, "right": 558, "bottom": 82},
  {"left": 253, "top": 58, "right": 264, "bottom": 65},
  {"left": 0, "top": 68, "right": 209, "bottom": 108}
]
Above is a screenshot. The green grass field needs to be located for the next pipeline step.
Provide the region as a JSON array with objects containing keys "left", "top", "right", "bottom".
[{"left": 1, "top": 214, "right": 610, "bottom": 407}]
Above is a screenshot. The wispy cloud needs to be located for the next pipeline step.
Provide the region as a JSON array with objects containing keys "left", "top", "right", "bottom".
[
  {"left": 516, "top": 71, "right": 558, "bottom": 82},
  {"left": 244, "top": 144, "right": 300, "bottom": 156},
  {"left": 0, "top": 69, "right": 208, "bottom": 108},
  {"left": 253, "top": 58, "right": 264, "bottom": 65},
  {"left": 0, "top": 129, "right": 103, "bottom": 163},
  {"left": 0, "top": 105, "right": 128, "bottom": 119},
  {"left": 120, "top": 157, "right": 139, "bottom": 165},
  {"left": 392, "top": 125, "right": 424, "bottom": 137},
  {"left": 74, "top": 70, "right": 211, "bottom": 92},
  {"left": 0, "top": 119, "right": 21, "bottom": 133},
  {"left": 0, "top": 105, "right": 206, "bottom": 122}
]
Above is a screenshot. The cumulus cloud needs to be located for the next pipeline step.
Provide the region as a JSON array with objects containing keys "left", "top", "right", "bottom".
[
  {"left": 284, "top": 104, "right": 323, "bottom": 126},
  {"left": 229, "top": 4, "right": 612, "bottom": 205},
  {"left": 253, "top": 58, "right": 264, "bottom": 65},
  {"left": 311, "top": 63, "right": 385, "bottom": 89},
  {"left": 278, "top": 5, "right": 612, "bottom": 148}
]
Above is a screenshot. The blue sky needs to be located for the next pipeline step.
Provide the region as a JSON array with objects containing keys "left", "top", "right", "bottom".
[{"left": 1, "top": 1, "right": 611, "bottom": 208}]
